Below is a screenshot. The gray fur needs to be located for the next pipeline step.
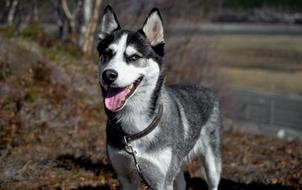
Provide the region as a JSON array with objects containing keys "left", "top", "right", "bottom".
[{"left": 98, "top": 6, "right": 222, "bottom": 190}]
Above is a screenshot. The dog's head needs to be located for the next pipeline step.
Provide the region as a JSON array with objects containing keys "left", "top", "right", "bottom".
[{"left": 97, "top": 6, "right": 165, "bottom": 112}]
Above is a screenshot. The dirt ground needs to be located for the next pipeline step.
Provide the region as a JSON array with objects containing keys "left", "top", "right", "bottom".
[{"left": 0, "top": 37, "right": 302, "bottom": 190}]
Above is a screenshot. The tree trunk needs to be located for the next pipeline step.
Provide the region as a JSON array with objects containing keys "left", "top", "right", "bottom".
[
  {"left": 2, "top": 0, "right": 11, "bottom": 23},
  {"left": 22, "top": 0, "right": 39, "bottom": 29},
  {"left": 7, "top": 0, "right": 18, "bottom": 26},
  {"left": 52, "top": 0, "right": 63, "bottom": 38},
  {"left": 61, "top": 0, "right": 82, "bottom": 43},
  {"left": 82, "top": 0, "right": 102, "bottom": 55},
  {"left": 5, "top": 0, "right": 10, "bottom": 7},
  {"left": 61, "top": 0, "right": 75, "bottom": 34},
  {"left": 79, "top": 0, "right": 93, "bottom": 46},
  {"left": 32, "top": 0, "right": 39, "bottom": 22}
]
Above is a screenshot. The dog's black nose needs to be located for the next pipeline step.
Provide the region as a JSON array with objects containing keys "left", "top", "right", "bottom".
[{"left": 102, "top": 69, "right": 118, "bottom": 84}]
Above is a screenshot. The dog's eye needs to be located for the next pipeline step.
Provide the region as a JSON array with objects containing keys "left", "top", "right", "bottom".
[
  {"left": 127, "top": 54, "right": 141, "bottom": 62},
  {"left": 103, "top": 49, "right": 114, "bottom": 60}
]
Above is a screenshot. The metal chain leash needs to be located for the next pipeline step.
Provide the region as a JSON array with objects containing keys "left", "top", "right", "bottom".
[{"left": 123, "top": 136, "right": 154, "bottom": 190}]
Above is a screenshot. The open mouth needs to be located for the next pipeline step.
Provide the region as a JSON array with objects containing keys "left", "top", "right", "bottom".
[{"left": 104, "top": 76, "right": 144, "bottom": 112}]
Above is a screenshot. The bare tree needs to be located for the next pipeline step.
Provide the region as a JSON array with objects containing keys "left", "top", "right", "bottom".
[
  {"left": 21, "top": 0, "right": 40, "bottom": 29},
  {"left": 32, "top": 0, "right": 39, "bottom": 22},
  {"left": 61, "top": 0, "right": 82, "bottom": 42},
  {"left": 79, "top": 0, "right": 93, "bottom": 46},
  {"left": 51, "top": 0, "right": 103, "bottom": 54},
  {"left": 81, "top": 0, "right": 102, "bottom": 55},
  {"left": 7, "top": 0, "right": 19, "bottom": 26},
  {"left": 51, "top": 0, "right": 66, "bottom": 39}
]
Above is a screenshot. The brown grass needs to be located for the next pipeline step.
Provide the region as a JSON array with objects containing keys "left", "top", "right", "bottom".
[
  {"left": 199, "top": 35, "right": 302, "bottom": 94},
  {"left": 224, "top": 67, "right": 302, "bottom": 93}
]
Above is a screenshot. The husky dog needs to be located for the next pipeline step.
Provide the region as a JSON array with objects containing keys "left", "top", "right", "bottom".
[{"left": 97, "top": 5, "right": 222, "bottom": 190}]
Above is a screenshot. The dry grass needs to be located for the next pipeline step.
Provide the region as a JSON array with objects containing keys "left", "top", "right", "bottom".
[
  {"left": 224, "top": 67, "right": 302, "bottom": 93},
  {"left": 203, "top": 35, "right": 302, "bottom": 94},
  {"left": 213, "top": 35, "right": 302, "bottom": 71}
]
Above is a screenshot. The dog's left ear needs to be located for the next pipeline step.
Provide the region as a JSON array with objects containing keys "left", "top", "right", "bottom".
[
  {"left": 99, "top": 5, "right": 120, "bottom": 39},
  {"left": 141, "top": 8, "right": 164, "bottom": 46}
]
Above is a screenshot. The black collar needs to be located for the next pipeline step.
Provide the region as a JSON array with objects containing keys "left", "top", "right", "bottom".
[{"left": 122, "top": 104, "right": 163, "bottom": 143}]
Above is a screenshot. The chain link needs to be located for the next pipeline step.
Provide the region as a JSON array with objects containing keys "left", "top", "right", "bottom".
[{"left": 123, "top": 136, "right": 153, "bottom": 189}]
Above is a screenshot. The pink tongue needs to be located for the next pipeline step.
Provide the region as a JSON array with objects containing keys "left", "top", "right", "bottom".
[{"left": 104, "top": 87, "right": 128, "bottom": 111}]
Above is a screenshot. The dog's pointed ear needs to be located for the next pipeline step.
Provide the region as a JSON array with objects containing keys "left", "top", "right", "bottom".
[
  {"left": 141, "top": 8, "right": 164, "bottom": 46},
  {"left": 99, "top": 5, "right": 120, "bottom": 39}
]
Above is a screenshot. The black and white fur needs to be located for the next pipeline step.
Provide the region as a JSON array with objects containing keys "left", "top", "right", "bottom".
[{"left": 97, "top": 6, "right": 222, "bottom": 190}]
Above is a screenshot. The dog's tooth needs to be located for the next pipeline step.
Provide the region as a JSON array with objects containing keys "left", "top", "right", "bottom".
[{"left": 129, "top": 84, "right": 134, "bottom": 90}]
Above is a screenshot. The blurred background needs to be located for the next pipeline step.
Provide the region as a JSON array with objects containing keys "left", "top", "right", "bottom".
[{"left": 0, "top": 0, "right": 302, "bottom": 189}]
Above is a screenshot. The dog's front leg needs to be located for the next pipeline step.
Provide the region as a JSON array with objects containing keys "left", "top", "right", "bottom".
[
  {"left": 173, "top": 171, "right": 186, "bottom": 190},
  {"left": 118, "top": 176, "right": 140, "bottom": 190},
  {"left": 107, "top": 145, "right": 140, "bottom": 189}
]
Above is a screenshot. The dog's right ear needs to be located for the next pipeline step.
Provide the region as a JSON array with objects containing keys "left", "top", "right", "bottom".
[
  {"left": 141, "top": 8, "right": 164, "bottom": 46},
  {"left": 99, "top": 5, "right": 120, "bottom": 39}
]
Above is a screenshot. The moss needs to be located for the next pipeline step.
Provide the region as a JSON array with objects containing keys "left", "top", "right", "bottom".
[
  {"left": 24, "top": 86, "right": 44, "bottom": 103},
  {"left": 62, "top": 43, "right": 83, "bottom": 59},
  {"left": 0, "top": 25, "right": 16, "bottom": 38},
  {"left": 20, "top": 21, "right": 42, "bottom": 39}
]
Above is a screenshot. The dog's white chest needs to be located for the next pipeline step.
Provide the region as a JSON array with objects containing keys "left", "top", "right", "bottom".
[{"left": 108, "top": 144, "right": 172, "bottom": 176}]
